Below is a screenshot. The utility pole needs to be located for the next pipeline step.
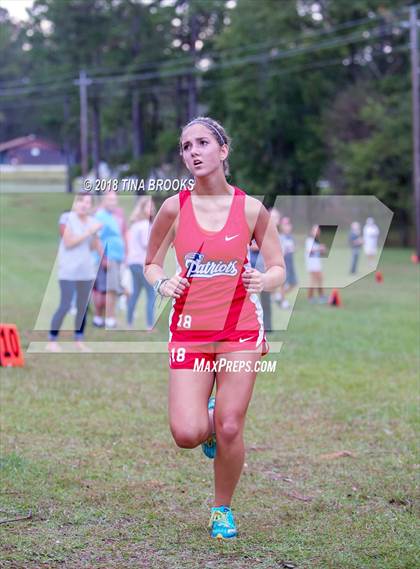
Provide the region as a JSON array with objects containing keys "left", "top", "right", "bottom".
[
  {"left": 63, "top": 95, "right": 73, "bottom": 193},
  {"left": 76, "top": 70, "right": 91, "bottom": 178},
  {"left": 410, "top": 6, "right": 420, "bottom": 258}
]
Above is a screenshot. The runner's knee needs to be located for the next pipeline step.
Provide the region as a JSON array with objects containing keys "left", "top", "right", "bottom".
[
  {"left": 216, "top": 415, "right": 242, "bottom": 444},
  {"left": 170, "top": 424, "right": 208, "bottom": 449}
]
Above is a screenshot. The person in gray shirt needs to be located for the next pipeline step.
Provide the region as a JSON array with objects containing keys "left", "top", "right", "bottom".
[
  {"left": 46, "top": 193, "right": 102, "bottom": 352},
  {"left": 349, "top": 221, "right": 363, "bottom": 274}
]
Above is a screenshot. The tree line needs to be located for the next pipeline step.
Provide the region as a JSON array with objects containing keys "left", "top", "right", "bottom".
[{"left": 0, "top": 0, "right": 416, "bottom": 243}]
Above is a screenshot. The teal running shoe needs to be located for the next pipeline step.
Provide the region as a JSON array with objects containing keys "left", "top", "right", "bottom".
[
  {"left": 208, "top": 505, "right": 237, "bottom": 540},
  {"left": 201, "top": 396, "right": 216, "bottom": 459}
]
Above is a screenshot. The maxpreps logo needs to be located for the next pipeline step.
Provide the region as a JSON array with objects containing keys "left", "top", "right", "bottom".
[{"left": 185, "top": 252, "right": 238, "bottom": 278}]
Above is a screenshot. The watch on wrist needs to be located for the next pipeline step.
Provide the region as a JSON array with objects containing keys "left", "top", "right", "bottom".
[{"left": 154, "top": 278, "right": 169, "bottom": 296}]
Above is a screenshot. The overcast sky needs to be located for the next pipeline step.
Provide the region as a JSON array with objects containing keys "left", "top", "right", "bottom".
[{"left": 0, "top": 0, "right": 34, "bottom": 21}]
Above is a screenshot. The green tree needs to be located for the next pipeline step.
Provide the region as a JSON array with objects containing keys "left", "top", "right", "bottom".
[
  {"left": 0, "top": 8, "right": 33, "bottom": 140},
  {"left": 205, "top": 0, "right": 412, "bottom": 215}
]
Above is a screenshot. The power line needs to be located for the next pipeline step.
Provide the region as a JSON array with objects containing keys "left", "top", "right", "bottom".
[
  {"left": 79, "top": 16, "right": 406, "bottom": 83},
  {"left": 0, "top": 4, "right": 411, "bottom": 89},
  {"left": 0, "top": 11, "right": 384, "bottom": 84},
  {"left": 202, "top": 45, "right": 411, "bottom": 89},
  {"left": 0, "top": 44, "right": 410, "bottom": 112},
  {"left": 81, "top": 25, "right": 409, "bottom": 86},
  {"left": 0, "top": 93, "right": 78, "bottom": 111},
  {"left": 56, "top": 4, "right": 420, "bottom": 79},
  {"left": 0, "top": 22, "right": 404, "bottom": 99},
  {"left": 82, "top": 12, "right": 388, "bottom": 77},
  {"left": 0, "top": 73, "right": 79, "bottom": 90}
]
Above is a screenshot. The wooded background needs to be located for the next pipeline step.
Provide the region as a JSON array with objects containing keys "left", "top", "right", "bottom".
[{"left": 0, "top": 0, "right": 417, "bottom": 243}]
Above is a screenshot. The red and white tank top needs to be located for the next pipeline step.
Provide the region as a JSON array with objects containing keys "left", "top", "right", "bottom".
[{"left": 169, "top": 186, "right": 264, "bottom": 340}]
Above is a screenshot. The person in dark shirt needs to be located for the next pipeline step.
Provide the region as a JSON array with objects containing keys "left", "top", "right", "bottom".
[{"left": 249, "top": 239, "right": 272, "bottom": 331}]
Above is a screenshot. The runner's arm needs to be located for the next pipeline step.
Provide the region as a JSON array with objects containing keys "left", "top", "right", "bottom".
[
  {"left": 143, "top": 196, "right": 178, "bottom": 286},
  {"left": 245, "top": 198, "right": 285, "bottom": 292}
]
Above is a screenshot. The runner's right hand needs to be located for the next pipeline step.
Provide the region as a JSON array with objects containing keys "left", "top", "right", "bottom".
[{"left": 161, "top": 275, "right": 190, "bottom": 299}]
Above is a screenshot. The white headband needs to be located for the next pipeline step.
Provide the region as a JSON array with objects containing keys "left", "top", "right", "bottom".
[{"left": 185, "top": 119, "right": 225, "bottom": 146}]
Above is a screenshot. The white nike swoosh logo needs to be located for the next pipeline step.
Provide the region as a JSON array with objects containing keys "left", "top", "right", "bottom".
[
  {"left": 239, "top": 336, "right": 254, "bottom": 343},
  {"left": 225, "top": 234, "right": 239, "bottom": 241}
]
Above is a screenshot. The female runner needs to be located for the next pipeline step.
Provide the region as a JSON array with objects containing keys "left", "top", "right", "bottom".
[{"left": 144, "top": 117, "right": 285, "bottom": 540}]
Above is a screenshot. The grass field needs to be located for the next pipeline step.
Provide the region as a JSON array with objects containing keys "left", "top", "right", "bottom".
[{"left": 0, "top": 193, "right": 419, "bottom": 568}]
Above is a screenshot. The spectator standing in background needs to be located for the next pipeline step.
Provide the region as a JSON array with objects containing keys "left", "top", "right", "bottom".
[
  {"left": 93, "top": 191, "right": 127, "bottom": 329},
  {"left": 46, "top": 193, "right": 102, "bottom": 352},
  {"left": 249, "top": 239, "right": 272, "bottom": 331},
  {"left": 279, "top": 216, "right": 298, "bottom": 307},
  {"left": 363, "top": 217, "right": 380, "bottom": 268},
  {"left": 59, "top": 209, "right": 77, "bottom": 315},
  {"left": 269, "top": 208, "right": 286, "bottom": 307},
  {"left": 59, "top": 210, "right": 70, "bottom": 237},
  {"left": 349, "top": 221, "right": 363, "bottom": 274},
  {"left": 305, "top": 224, "right": 328, "bottom": 304},
  {"left": 126, "top": 196, "right": 157, "bottom": 330}
]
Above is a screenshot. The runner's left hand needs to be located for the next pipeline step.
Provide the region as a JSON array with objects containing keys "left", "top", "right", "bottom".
[{"left": 242, "top": 268, "right": 265, "bottom": 293}]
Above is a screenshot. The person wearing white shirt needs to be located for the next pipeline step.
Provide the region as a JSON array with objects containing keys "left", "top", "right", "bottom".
[
  {"left": 363, "top": 217, "right": 380, "bottom": 267},
  {"left": 305, "top": 224, "right": 328, "bottom": 304}
]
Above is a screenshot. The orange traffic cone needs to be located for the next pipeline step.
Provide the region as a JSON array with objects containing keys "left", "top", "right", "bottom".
[
  {"left": 328, "top": 289, "right": 342, "bottom": 307},
  {"left": 375, "top": 271, "right": 383, "bottom": 283}
]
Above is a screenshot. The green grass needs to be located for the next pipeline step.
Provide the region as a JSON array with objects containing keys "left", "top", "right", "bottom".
[{"left": 0, "top": 194, "right": 419, "bottom": 568}]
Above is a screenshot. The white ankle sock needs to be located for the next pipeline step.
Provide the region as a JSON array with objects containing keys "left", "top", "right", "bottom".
[{"left": 105, "top": 317, "right": 117, "bottom": 328}]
